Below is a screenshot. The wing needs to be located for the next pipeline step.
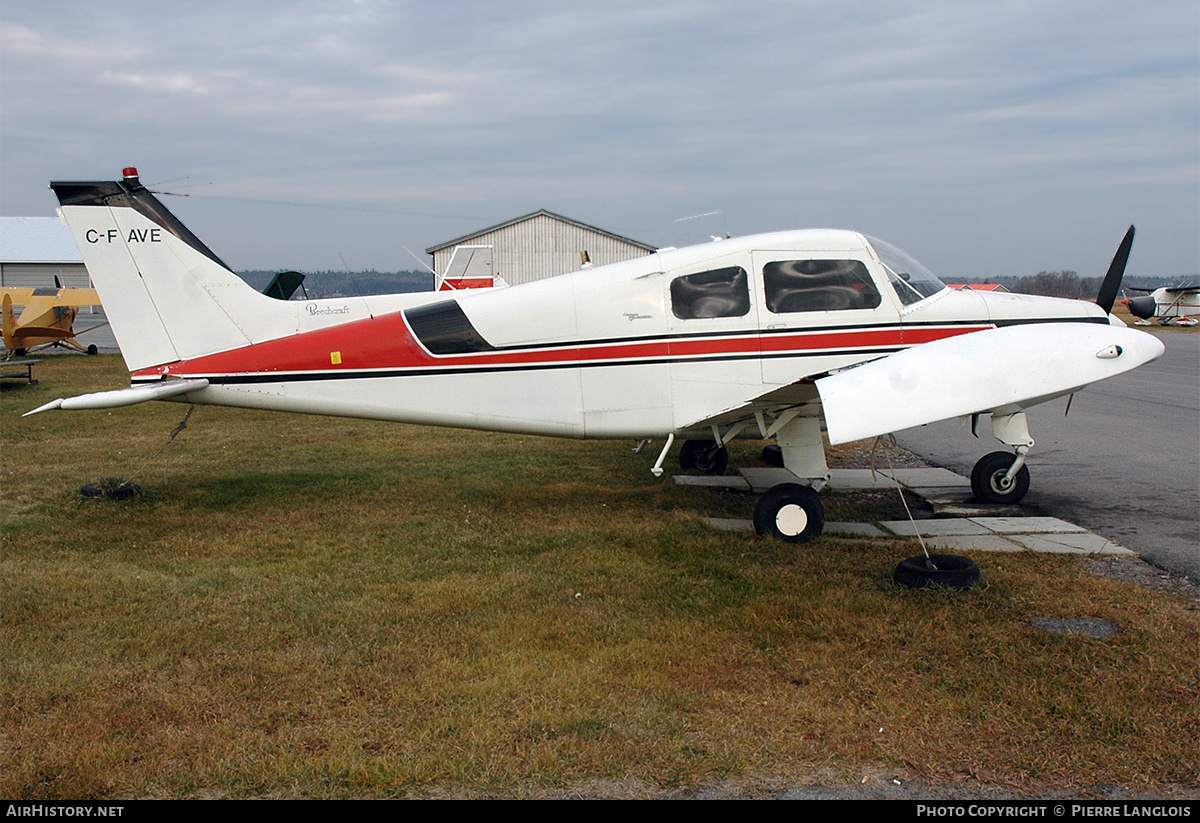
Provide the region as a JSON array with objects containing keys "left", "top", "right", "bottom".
[
  {"left": 0, "top": 287, "right": 100, "bottom": 308},
  {"left": 815, "top": 323, "right": 1164, "bottom": 445},
  {"left": 0, "top": 288, "right": 37, "bottom": 307},
  {"left": 50, "top": 288, "right": 101, "bottom": 307},
  {"left": 675, "top": 379, "right": 823, "bottom": 442}
]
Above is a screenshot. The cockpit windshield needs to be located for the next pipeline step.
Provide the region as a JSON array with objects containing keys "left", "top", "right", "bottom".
[{"left": 867, "top": 236, "right": 947, "bottom": 306}]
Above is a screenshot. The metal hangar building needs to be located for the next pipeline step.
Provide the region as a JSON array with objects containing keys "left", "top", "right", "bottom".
[
  {"left": 426, "top": 210, "right": 656, "bottom": 286},
  {"left": 0, "top": 217, "right": 89, "bottom": 289}
]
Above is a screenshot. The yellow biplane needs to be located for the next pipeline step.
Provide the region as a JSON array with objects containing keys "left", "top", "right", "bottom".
[{"left": 1, "top": 280, "right": 104, "bottom": 357}]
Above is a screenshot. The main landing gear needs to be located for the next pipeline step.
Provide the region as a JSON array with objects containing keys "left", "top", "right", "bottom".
[
  {"left": 753, "top": 483, "right": 824, "bottom": 543},
  {"left": 678, "top": 439, "right": 729, "bottom": 475},
  {"left": 676, "top": 416, "right": 831, "bottom": 544}
]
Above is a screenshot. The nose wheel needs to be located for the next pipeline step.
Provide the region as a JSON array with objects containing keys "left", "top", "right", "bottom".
[
  {"left": 970, "top": 451, "right": 1031, "bottom": 504},
  {"left": 754, "top": 483, "right": 825, "bottom": 543}
]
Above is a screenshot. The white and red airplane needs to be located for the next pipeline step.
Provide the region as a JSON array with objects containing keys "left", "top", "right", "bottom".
[
  {"left": 29, "top": 168, "right": 1164, "bottom": 542},
  {"left": 1124, "top": 284, "right": 1200, "bottom": 324}
]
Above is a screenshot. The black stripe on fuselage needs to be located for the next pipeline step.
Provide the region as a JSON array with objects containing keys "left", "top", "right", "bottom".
[
  {"left": 136, "top": 345, "right": 906, "bottom": 386},
  {"left": 401, "top": 314, "right": 1109, "bottom": 354}
]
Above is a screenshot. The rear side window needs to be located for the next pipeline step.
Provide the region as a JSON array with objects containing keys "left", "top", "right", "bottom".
[
  {"left": 670, "top": 266, "right": 751, "bottom": 319},
  {"left": 763, "top": 259, "right": 881, "bottom": 313},
  {"left": 405, "top": 300, "right": 495, "bottom": 354}
]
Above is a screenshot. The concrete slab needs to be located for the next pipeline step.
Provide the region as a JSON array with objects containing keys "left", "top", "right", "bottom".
[
  {"left": 1007, "top": 532, "right": 1135, "bottom": 556},
  {"left": 693, "top": 463, "right": 1142, "bottom": 561},
  {"left": 739, "top": 467, "right": 802, "bottom": 492},
  {"left": 931, "top": 501, "right": 1023, "bottom": 518},
  {"left": 970, "top": 516, "right": 1086, "bottom": 534},
  {"left": 884, "top": 468, "right": 971, "bottom": 488},
  {"left": 674, "top": 475, "right": 751, "bottom": 490},
  {"left": 908, "top": 535, "right": 1027, "bottom": 553},
  {"left": 879, "top": 519, "right": 993, "bottom": 536},
  {"left": 704, "top": 517, "right": 755, "bottom": 533},
  {"left": 740, "top": 466, "right": 974, "bottom": 494},
  {"left": 916, "top": 488, "right": 978, "bottom": 503},
  {"left": 827, "top": 469, "right": 897, "bottom": 490},
  {"left": 824, "top": 522, "right": 889, "bottom": 537}
]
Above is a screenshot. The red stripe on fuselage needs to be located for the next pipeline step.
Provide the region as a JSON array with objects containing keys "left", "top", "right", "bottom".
[{"left": 132, "top": 310, "right": 993, "bottom": 380}]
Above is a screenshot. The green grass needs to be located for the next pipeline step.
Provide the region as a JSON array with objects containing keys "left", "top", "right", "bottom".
[{"left": 2, "top": 356, "right": 1197, "bottom": 798}]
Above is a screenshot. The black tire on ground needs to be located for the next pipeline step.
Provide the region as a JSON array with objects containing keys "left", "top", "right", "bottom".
[
  {"left": 80, "top": 482, "right": 142, "bottom": 501},
  {"left": 970, "top": 451, "right": 1030, "bottom": 504},
  {"left": 753, "top": 483, "right": 824, "bottom": 543},
  {"left": 679, "top": 439, "right": 729, "bottom": 475},
  {"left": 893, "top": 554, "right": 980, "bottom": 589},
  {"left": 86, "top": 344, "right": 98, "bottom": 355}
]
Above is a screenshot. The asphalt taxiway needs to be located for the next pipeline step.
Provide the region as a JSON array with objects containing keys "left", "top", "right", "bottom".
[{"left": 895, "top": 331, "right": 1198, "bottom": 579}]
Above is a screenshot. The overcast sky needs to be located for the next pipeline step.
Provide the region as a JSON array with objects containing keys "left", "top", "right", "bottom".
[{"left": 2, "top": 1, "right": 1196, "bottom": 281}]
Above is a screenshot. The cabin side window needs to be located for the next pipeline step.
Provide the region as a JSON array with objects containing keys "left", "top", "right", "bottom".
[
  {"left": 670, "top": 266, "right": 751, "bottom": 320},
  {"left": 762, "top": 259, "right": 881, "bottom": 314}
]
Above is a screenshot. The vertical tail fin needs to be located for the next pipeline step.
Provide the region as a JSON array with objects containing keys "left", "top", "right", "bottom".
[{"left": 51, "top": 169, "right": 295, "bottom": 371}]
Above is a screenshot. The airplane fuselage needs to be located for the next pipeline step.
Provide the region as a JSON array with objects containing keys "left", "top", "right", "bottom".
[{"left": 107, "top": 229, "right": 1107, "bottom": 440}]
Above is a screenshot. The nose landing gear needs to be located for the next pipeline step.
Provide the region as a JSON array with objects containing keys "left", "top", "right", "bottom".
[
  {"left": 970, "top": 411, "right": 1034, "bottom": 505},
  {"left": 970, "top": 450, "right": 1031, "bottom": 504}
]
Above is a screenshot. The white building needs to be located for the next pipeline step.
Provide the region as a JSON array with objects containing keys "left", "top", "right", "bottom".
[
  {"left": 0, "top": 217, "right": 89, "bottom": 289},
  {"left": 426, "top": 210, "right": 656, "bottom": 287}
]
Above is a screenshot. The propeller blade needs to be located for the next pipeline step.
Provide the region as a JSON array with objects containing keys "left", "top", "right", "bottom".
[{"left": 1095, "top": 225, "right": 1135, "bottom": 315}]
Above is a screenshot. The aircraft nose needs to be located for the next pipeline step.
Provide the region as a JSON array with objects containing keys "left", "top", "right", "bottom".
[
  {"left": 1124, "top": 326, "right": 1167, "bottom": 364},
  {"left": 1127, "top": 296, "right": 1157, "bottom": 319}
]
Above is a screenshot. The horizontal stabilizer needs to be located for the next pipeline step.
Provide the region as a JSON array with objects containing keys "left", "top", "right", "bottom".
[
  {"left": 816, "top": 324, "right": 1164, "bottom": 444},
  {"left": 23, "top": 378, "right": 210, "bottom": 417}
]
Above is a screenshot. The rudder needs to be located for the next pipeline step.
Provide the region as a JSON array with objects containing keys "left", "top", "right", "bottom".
[{"left": 51, "top": 168, "right": 293, "bottom": 372}]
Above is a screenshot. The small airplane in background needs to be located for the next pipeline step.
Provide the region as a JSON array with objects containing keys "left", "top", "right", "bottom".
[
  {"left": 2, "top": 278, "right": 105, "bottom": 357},
  {"left": 27, "top": 168, "right": 1164, "bottom": 544},
  {"left": 1123, "top": 284, "right": 1200, "bottom": 325},
  {"left": 436, "top": 245, "right": 508, "bottom": 291}
]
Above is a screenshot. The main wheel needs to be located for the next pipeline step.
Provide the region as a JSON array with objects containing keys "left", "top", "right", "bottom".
[
  {"left": 754, "top": 483, "right": 824, "bottom": 543},
  {"left": 86, "top": 344, "right": 98, "bottom": 355},
  {"left": 894, "top": 554, "right": 980, "bottom": 589},
  {"left": 679, "top": 439, "right": 729, "bottom": 475},
  {"left": 970, "top": 451, "right": 1030, "bottom": 504}
]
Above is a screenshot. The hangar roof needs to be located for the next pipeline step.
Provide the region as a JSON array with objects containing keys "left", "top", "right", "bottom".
[
  {"left": 426, "top": 209, "right": 656, "bottom": 255},
  {"left": 0, "top": 217, "right": 82, "bottom": 263}
]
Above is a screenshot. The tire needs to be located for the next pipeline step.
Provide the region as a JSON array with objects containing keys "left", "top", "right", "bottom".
[
  {"left": 80, "top": 482, "right": 141, "bottom": 501},
  {"left": 894, "top": 554, "right": 980, "bottom": 589},
  {"left": 761, "top": 443, "right": 784, "bottom": 467},
  {"left": 86, "top": 344, "right": 98, "bottom": 355},
  {"left": 679, "top": 439, "right": 729, "bottom": 475},
  {"left": 970, "top": 451, "right": 1030, "bottom": 504},
  {"left": 753, "top": 483, "right": 824, "bottom": 543}
]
